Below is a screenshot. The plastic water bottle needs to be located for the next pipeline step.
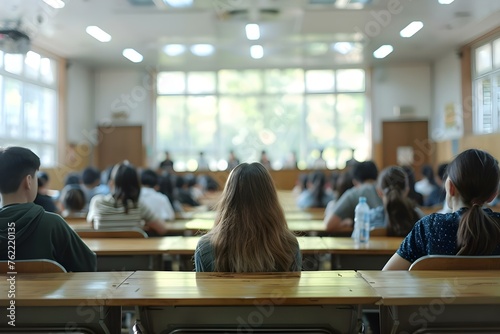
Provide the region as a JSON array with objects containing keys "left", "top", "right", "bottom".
[{"left": 354, "top": 196, "right": 370, "bottom": 244}]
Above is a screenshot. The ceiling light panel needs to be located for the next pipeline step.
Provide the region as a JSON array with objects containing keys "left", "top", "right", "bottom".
[
  {"left": 373, "top": 45, "right": 393, "bottom": 59},
  {"left": 122, "top": 48, "right": 143, "bottom": 63},
  {"left": 400, "top": 21, "right": 424, "bottom": 38},
  {"left": 190, "top": 44, "right": 215, "bottom": 56},
  {"left": 246, "top": 24, "right": 260, "bottom": 40},
  {"left": 86, "top": 26, "right": 111, "bottom": 42},
  {"left": 250, "top": 45, "right": 264, "bottom": 59}
]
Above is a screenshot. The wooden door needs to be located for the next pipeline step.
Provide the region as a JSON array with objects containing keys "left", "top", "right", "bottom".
[
  {"left": 382, "top": 120, "right": 430, "bottom": 175},
  {"left": 96, "top": 125, "right": 143, "bottom": 170}
]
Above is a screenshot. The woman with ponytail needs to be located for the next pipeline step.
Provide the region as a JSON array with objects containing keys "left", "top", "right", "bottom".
[
  {"left": 368, "top": 166, "right": 423, "bottom": 237},
  {"left": 383, "top": 149, "right": 500, "bottom": 270}
]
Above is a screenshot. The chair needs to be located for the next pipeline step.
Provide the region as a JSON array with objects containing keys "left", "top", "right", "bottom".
[
  {"left": 75, "top": 227, "right": 148, "bottom": 238},
  {"left": 409, "top": 255, "right": 500, "bottom": 271},
  {"left": 0, "top": 259, "right": 66, "bottom": 273}
]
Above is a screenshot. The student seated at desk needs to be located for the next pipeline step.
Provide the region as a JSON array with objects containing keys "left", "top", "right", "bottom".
[
  {"left": 0, "top": 146, "right": 96, "bottom": 272},
  {"left": 367, "top": 166, "right": 424, "bottom": 237},
  {"left": 194, "top": 162, "right": 301, "bottom": 272},
  {"left": 87, "top": 162, "right": 168, "bottom": 236},
  {"left": 383, "top": 149, "right": 500, "bottom": 270}
]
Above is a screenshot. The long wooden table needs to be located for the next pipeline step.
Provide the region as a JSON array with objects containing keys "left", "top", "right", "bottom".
[
  {"left": 359, "top": 270, "right": 500, "bottom": 333},
  {"left": 0, "top": 271, "right": 131, "bottom": 333}
]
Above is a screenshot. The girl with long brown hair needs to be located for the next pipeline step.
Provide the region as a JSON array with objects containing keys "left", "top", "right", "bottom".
[
  {"left": 194, "top": 162, "right": 301, "bottom": 272},
  {"left": 383, "top": 149, "right": 500, "bottom": 270}
]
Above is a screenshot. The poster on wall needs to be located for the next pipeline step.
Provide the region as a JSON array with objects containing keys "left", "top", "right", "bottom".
[{"left": 442, "top": 103, "right": 464, "bottom": 139}]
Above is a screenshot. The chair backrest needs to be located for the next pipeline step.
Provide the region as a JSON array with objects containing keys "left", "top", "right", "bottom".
[
  {"left": 75, "top": 228, "right": 148, "bottom": 238},
  {"left": 0, "top": 259, "right": 67, "bottom": 273},
  {"left": 409, "top": 255, "right": 500, "bottom": 271},
  {"left": 370, "top": 227, "right": 387, "bottom": 236}
]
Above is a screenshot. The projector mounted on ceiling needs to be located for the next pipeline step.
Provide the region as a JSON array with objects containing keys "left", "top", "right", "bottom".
[{"left": 0, "top": 29, "right": 31, "bottom": 54}]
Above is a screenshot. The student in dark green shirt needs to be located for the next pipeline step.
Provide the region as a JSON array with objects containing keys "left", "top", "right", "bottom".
[{"left": 0, "top": 146, "right": 96, "bottom": 272}]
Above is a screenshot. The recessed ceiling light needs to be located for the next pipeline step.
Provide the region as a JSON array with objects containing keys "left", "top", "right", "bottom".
[
  {"left": 245, "top": 24, "right": 260, "bottom": 40},
  {"left": 250, "top": 45, "right": 264, "bottom": 59},
  {"left": 86, "top": 26, "right": 111, "bottom": 42},
  {"left": 122, "top": 48, "right": 143, "bottom": 63},
  {"left": 373, "top": 45, "right": 393, "bottom": 59},
  {"left": 42, "top": 0, "right": 65, "bottom": 9},
  {"left": 438, "top": 0, "right": 454, "bottom": 4},
  {"left": 190, "top": 44, "right": 215, "bottom": 57},
  {"left": 162, "top": 0, "right": 193, "bottom": 7},
  {"left": 400, "top": 21, "right": 424, "bottom": 38},
  {"left": 333, "top": 42, "right": 354, "bottom": 55},
  {"left": 163, "top": 44, "right": 186, "bottom": 56}
]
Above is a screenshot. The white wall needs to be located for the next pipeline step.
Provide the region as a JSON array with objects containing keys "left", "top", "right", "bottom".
[
  {"left": 431, "top": 51, "right": 462, "bottom": 141},
  {"left": 93, "top": 69, "right": 156, "bottom": 166},
  {"left": 66, "top": 62, "right": 94, "bottom": 143},
  {"left": 371, "top": 64, "right": 432, "bottom": 143}
]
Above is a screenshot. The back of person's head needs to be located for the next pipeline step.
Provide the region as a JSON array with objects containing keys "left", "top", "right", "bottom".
[
  {"left": 210, "top": 162, "right": 299, "bottom": 272},
  {"left": 111, "top": 162, "right": 140, "bottom": 214},
  {"left": 337, "top": 170, "right": 354, "bottom": 198},
  {"left": 401, "top": 165, "right": 424, "bottom": 206},
  {"left": 0, "top": 146, "right": 40, "bottom": 194},
  {"left": 421, "top": 164, "right": 437, "bottom": 185},
  {"left": 447, "top": 149, "right": 500, "bottom": 255},
  {"left": 37, "top": 171, "right": 49, "bottom": 189},
  {"left": 378, "top": 166, "right": 420, "bottom": 236},
  {"left": 352, "top": 161, "right": 378, "bottom": 183},
  {"left": 64, "top": 173, "right": 81, "bottom": 186},
  {"left": 63, "top": 187, "right": 85, "bottom": 213},
  {"left": 437, "top": 162, "right": 448, "bottom": 182},
  {"left": 308, "top": 171, "right": 327, "bottom": 207},
  {"left": 140, "top": 169, "right": 158, "bottom": 188},
  {"left": 82, "top": 167, "right": 101, "bottom": 187}
]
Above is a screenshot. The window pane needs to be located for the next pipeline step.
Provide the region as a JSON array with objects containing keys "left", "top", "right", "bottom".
[
  {"left": 494, "top": 38, "right": 500, "bottom": 69},
  {"left": 42, "top": 88, "right": 57, "bottom": 142},
  {"left": 306, "top": 95, "right": 336, "bottom": 167},
  {"left": 306, "top": 70, "right": 335, "bottom": 92},
  {"left": 187, "top": 72, "right": 216, "bottom": 94},
  {"left": 476, "top": 43, "right": 492, "bottom": 75},
  {"left": 40, "top": 57, "right": 57, "bottom": 85},
  {"left": 0, "top": 50, "right": 3, "bottom": 68},
  {"left": 24, "top": 84, "right": 42, "bottom": 140},
  {"left": 3, "top": 78, "right": 23, "bottom": 138},
  {"left": 264, "top": 69, "right": 304, "bottom": 94},
  {"left": 38, "top": 145, "right": 56, "bottom": 167},
  {"left": 25, "top": 51, "right": 41, "bottom": 80},
  {"left": 186, "top": 96, "right": 217, "bottom": 158},
  {"left": 4, "top": 53, "right": 23, "bottom": 75},
  {"left": 336, "top": 69, "right": 365, "bottom": 92},
  {"left": 336, "top": 94, "right": 368, "bottom": 166},
  {"left": 0, "top": 75, "right": 3, "bottom": 135},
  {"left": 157, "top": 72, "right": 185, "bottom": 94},
  {"left": 474, "top": 78, "right": 493, "bottom": 134},
  {"left": 218, "top": 70, "right": 262, "bottom": 94}
]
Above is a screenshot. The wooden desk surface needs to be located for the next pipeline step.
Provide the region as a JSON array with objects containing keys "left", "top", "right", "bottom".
[
  {"left": 359, "top": 270, "right": 500, "bottom": 305},
  {"left": 83, "top": 236, "right": 329, "bottom": 255},
  {"left": 184, "top": 210, "right": 324, "bottom": 221},
  {"left": 108, "top": 271, "right": 380, "bottom": 306},
  {"left": 322, "top": 237, "right": 403, "bottom": 255},
  {"left": 0, "top": 271, "right": 132, "bottom": 306}
]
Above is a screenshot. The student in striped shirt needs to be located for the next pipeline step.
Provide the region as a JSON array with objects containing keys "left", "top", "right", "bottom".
[{"left": 87, "top": 162, "right": 168, "bottom": 236}]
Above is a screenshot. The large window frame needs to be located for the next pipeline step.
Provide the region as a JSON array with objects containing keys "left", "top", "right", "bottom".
[
  {"left": 0, "top": 49, "right": 59, "bottom": 167},
  {"left": 156, "top": 68, "right": 368, "bottom": 171},
  {"left": 472, "top": 35, "right": 500, "bottom": 135}
]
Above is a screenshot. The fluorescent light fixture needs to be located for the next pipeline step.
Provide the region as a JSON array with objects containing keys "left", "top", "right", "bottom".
[
  {"left": 373, "top": 44, "right": 393, "bottom": 59},
  {"left": 42, "top": 0, "right": 65, "bottom": 9},
  {"left": 333, "top": 42, "right": 353, "bottom": 55},
  {"left": 163, "top": 44, "right": 186, "bottom": 56},
  {"left": 250, "top": 45, "right": 264, "bottom": 59},
  {"left": 122, "top": 48, "right": 143, "bottom": 63},
  {"left": 162, "top": 0, "right": 193, "bottom": 7},
  {"left": 245, "top": 24, "right": 260, "bottom": 40},
  {"left": 438, "top": 0, "right": 454, "bottom": 4},
  {"left": 400, "top": 21, "right": 423, "bottom": 38},
  {"left": 190, "top": 44, "right": 215, "bottom": 56},
  {"left": 86, "top": 26, "right": 111, "bottom": 42}
]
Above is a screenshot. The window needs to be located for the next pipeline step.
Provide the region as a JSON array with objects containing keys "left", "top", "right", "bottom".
[
  {"left": 156, "top": 68, "right": 367, "bottom": 171},
  {"left": 0, "top": 51, "right": 59, "bottom": 167},
  {"left": 472, "top": 36, "right": 500, "bottom": 134}
]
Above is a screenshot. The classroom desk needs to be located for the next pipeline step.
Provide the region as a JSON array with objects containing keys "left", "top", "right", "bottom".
[
  {"left": 184, "top": 210, "right": 324, "bottom": 221},
  {"left": 83, "top": 236, "right": 329, "bottom": 271},
  {"left": 322, "top": 237, "right": 403, "bottom": 270},
  {"left": 112, "top": 271, "right": 380, "bottom": 334},
  {"left": 0, "top": 271, "right": 131, "bottom": 333},
  {"left": 359, "top": 270, "right": 500, "bottom": 333}
]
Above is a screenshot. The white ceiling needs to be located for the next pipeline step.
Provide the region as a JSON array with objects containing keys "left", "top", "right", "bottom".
[{"left": 2, "top": 0, "right": 500, "bottom": 70}]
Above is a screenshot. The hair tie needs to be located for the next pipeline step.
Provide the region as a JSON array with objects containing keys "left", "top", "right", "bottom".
[{"left": 471, "top": 201, "right": 483, "bottom": 207}]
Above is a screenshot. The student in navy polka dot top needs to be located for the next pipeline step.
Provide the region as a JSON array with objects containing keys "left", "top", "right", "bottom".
[{"left": 383, "top": 149, "right": 500, "bottom": 270}]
